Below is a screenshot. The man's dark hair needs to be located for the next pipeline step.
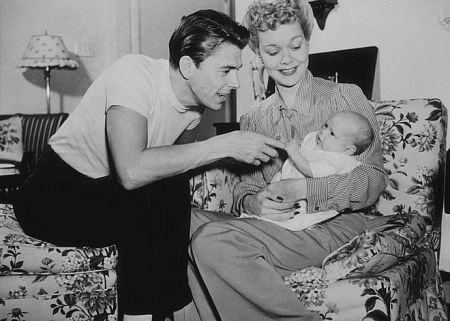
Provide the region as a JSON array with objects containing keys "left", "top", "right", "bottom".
[{"left": 169, "top": 9, "right": 249, "bottom": 68}]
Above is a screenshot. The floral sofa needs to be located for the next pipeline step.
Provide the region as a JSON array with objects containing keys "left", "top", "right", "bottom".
[
  {"left": 190, "top": 98, "right": 448, "bottom": 321},
  {"left": 0, "top": 99, "right": 448, "bottom": 321}
]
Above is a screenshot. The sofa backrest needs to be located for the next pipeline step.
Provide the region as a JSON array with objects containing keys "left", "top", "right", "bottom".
[{"left": 0, "top": 113, "right": 68, "bottom": 164}]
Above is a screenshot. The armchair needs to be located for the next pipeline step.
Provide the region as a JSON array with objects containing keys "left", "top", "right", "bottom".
[
  {"left": 0, "top": 113, "right": 68, "bottom": 203},
  {"left": 189, "top": 98, "right": 448, "bottom": 320},
  {"left": 0, "top": 113, "right": 118, "bottom": 321}
]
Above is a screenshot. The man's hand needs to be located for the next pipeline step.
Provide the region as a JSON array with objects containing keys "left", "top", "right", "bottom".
[{"left": 209, "top": 131, "right": 285, "bottom": 166}]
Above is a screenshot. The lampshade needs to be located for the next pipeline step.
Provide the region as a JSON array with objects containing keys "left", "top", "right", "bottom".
[{"left": 17, "top": 34, "right": 79, "bottom": 69}]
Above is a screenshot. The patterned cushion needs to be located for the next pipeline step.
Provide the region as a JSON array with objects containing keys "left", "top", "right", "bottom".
[
  {"left": 0, "top": 116, "right": 23, "bottom": 164},
  {"left": 0, "top": 204, "right": 118, "bottom": 320},
  {"left": 369, "top": 98, "right": 447, "bottom": 225},
  {"left": 0, "top": 205, "right": 118, "bottom": 275},
  {"left": 284, "top": 249, "right": 446, "bottom": 321},
  {"left": 321, "top": 214, "right": 428, "bottom": 282}
]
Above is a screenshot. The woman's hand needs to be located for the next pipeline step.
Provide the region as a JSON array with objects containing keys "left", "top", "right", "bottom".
[
  {"left": 267, "top": 178, "right": 307, "bottom": 202},
  {"left": 243, "top": 186, "right": 298, "bottom": 221},
  {"left": 207, "top": 131, "right": 285, "bottom": 166}
]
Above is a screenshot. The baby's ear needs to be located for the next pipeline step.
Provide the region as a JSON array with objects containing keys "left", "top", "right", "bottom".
[{"left": 345, "top": 144, "right": 357, "bottom": 156}]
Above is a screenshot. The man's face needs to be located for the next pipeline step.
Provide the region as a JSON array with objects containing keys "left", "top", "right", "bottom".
[{"left": 189, "top": 42, "right": 242, "bottom": 111}]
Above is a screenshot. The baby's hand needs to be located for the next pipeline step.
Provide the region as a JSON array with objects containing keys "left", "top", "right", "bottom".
[{"left": 285, "top": 140, "right": 301, "bottom": 157}]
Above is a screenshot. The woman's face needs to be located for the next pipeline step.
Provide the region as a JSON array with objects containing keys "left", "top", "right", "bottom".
[{"left": 258, "top": 22, "right": 309, "bottom": 88}]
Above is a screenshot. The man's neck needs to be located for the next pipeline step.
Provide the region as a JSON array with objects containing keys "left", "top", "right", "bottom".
[{"left": 169, "top": 66, "right": 200, "bottom": 110}]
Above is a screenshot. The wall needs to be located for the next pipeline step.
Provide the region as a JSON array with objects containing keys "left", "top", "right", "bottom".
[
  {"left": 0, "top": 0, "right": 118, "bottom": 114},
  {"left": 235, "top": 0, "right": 450, "bottom": 145},
  {"left": 0, "top": 0, "right": 230, "bottom": 139}
]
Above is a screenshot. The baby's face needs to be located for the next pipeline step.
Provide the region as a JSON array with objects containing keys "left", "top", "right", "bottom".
[{"left": 315, "top": 113, "right": 356, "bottom": 154}]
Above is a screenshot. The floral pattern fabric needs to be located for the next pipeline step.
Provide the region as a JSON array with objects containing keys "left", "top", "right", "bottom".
[
  {"left": 0, "top": 204, "right": 118, "bottom": 321},
  {"left": 369, "top": 98, "right": 447, "bottom": 226},
  {"left": 0, "top": 98, "right": 447, "bottom": 321},
  {"left": 191, "top": 98, "right": 448, "bottom": 321},
  {"left": 0, "top": 116, "right": 23, "bottom": 164}
]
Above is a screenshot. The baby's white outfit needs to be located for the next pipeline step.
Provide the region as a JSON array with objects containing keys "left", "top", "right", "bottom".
[{"left": 242, "top": 131, "right": 360, "bottom": 231}]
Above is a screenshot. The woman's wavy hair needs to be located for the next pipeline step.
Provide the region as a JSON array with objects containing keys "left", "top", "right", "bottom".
[
  {"left": 243, "top": 0, "right": 314, "bottom": 54},
  {"left": 169, "top": 9, "right": 249, "bottom": 69}
]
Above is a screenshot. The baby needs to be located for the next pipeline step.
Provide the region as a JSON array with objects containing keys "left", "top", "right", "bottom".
[
  {"left": 274, "top": 110, "right": 374, "bottom": 183},
  {"left": 243, "top": 110, "right": 374, "bottom": 231}
]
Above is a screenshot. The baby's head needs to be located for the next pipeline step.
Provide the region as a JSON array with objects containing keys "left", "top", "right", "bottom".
[{"left": 316, "top": 110, "right": 373, "bottom": 156}]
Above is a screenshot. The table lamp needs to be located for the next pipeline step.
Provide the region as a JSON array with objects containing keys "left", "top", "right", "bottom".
[{"left": 17, "top": 33, "right": 79, "bottom": 114}]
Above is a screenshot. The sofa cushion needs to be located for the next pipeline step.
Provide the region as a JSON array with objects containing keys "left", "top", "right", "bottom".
[
  {"left": 0, "top": 115, "right": 23, "bottom": 164},
  {"left": 0, "top": 204, "right": 118, "bottom": 275}
]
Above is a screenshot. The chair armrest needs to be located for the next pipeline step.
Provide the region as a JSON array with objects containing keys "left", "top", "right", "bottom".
[{"left": 189, "top": 160, "right": 241, "bottom": 214}]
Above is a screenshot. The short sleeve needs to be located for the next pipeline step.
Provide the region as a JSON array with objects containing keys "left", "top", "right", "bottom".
[{"left": 104, "top": 55, "right": 155, "bottom": 118}]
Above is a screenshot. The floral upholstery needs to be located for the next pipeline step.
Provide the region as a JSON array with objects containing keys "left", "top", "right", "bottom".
[
  {"left": 190, "top": 163, "right": 240, "bottom": 214},
  {"left": 369, "top": 98, "right": 447, "bottom": 226},
  {"left": 0, "top": 113, "right": 118, "bottom": 321},
  {"left": 0, "top": 204, "right": 118, "bottom": 321},
  {"left": 0, "top": 99, "right": 447, "bottom": 321},
  {"left": 190, "top": 98, "right": 448, "bottom": 320}
]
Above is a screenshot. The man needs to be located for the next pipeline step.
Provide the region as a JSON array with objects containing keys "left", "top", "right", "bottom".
[{"left": 14, "top": 9, "right": 284, "bottom": 321}]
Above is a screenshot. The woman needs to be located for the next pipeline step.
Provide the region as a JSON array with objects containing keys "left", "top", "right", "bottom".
[
  {"left": 13, "top": 9, "right": 284, "bottom": 321},
  {"left": 189, "top": 1, "right": 388, "bottom": 320}
]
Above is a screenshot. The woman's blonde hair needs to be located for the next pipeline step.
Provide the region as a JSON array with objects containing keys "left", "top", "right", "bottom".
[{"left": 243, "top": 0, "right": 314, "bottom": 53}]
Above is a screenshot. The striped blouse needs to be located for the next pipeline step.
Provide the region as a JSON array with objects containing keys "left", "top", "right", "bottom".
[{"left": 233, "top": 71, "right": 388, "bottom": 215}]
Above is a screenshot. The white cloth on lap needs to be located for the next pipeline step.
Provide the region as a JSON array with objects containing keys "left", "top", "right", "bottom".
[{"left": 241, "top": 210, "right": 339, "bottom": 231}]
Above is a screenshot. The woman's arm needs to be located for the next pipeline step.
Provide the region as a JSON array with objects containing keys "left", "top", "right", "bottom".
[
  {"left": 277, "top": 85, "right": 388, "bottom": 212},
  {"left": 106, "top": 106, "right": 285, "bottom": 190},
  {"left": 233, "top": 111, "right": 297, "bottom": 219}
]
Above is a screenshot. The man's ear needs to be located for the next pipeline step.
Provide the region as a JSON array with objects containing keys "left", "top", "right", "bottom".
[
  {"left": 179, "top": 56, "right": 195, "bottom": 79},
  {"left": 345, "top": 144, "right": 357, "bottom": 156}
]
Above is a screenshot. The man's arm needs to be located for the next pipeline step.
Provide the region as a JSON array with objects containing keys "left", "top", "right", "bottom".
[{"left": 106, "top": 106, "right": 285, "bottom": 190}]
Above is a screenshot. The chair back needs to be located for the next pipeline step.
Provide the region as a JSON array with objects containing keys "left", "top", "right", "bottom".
[{"left": 370, "top": 98, "right": 447, "bottom": 226}]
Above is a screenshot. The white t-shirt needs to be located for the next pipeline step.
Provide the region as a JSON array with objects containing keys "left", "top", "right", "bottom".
[{"left": 50, "top": 55, "right": 202, "bottom": 178}]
